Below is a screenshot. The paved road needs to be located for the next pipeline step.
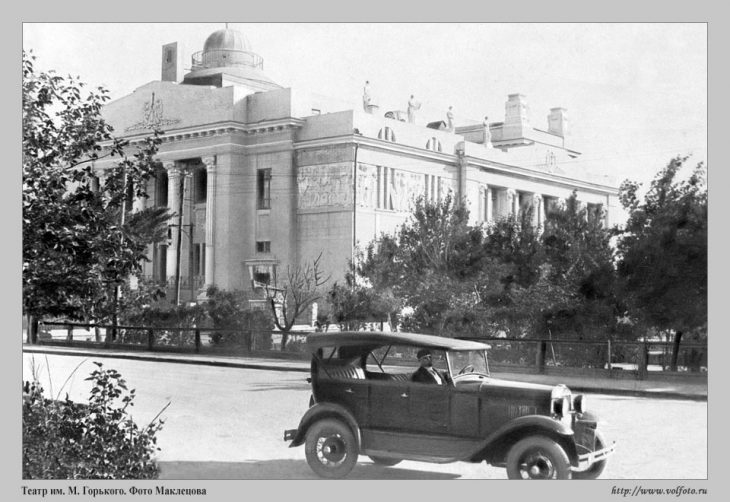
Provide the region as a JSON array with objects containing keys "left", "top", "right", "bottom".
[{"left": 23, "top": 353, "right": 707, "bottom": 480}]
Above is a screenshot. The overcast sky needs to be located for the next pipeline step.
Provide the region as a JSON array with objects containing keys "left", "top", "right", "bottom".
[{"left": 22, "top": 22, "right": 707, "bottom": 188}]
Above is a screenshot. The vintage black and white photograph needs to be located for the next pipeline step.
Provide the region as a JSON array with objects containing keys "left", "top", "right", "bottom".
[{"left": 21, "top": 21, "right": 707, "bottom": 485}]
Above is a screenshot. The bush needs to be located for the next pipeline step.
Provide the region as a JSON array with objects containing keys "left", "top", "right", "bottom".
[{"left": 23, "top": 363, "right": 166, "bottom": 479}]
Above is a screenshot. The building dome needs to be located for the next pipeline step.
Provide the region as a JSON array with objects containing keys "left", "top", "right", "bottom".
[
  {"left": 184, "top": 26, "right": 280, "bottom": 91},
  {"left": 203, "top": 28, "right": 252, "bottom": 53}
]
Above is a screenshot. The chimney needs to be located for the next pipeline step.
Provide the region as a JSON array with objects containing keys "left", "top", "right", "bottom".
[
  {"left": 548, "top": 107, "right": 568, "bottom": 137},
  {"left": 161, "top": 42, "right": 185, "bottom": 83},
  {"left": 502, "top": 93, "right": 530, "bottom": 139}
]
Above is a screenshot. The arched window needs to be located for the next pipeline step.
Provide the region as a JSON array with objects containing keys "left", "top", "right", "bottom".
[
  {"left": 378, "top": 127, "right": 396, "bottom": 142},
  {"left": 426, "top": 137, "right": 442, "bottom": 152}
]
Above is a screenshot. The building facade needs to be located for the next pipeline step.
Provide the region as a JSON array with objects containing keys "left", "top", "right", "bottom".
[{"left": 95, "top": 27, "right": 619, "bottom": 304}]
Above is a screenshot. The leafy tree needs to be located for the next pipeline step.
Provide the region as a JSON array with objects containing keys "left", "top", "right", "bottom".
[
  {"left": 616, "top": 157, "right": 707, "bottom": 369},
  {"left": 359, "top": 194, "right": 497, "bottom": 335},
  {"left": 22, "top": 51, "right": 169, "bottom": 341},
  {"left": 484, "top": 208, "right": 544, "bottom": 288},
  {"left": 327, "top": 271, "right": 399, "bottom": 331},
  {"left": 265, "top": 253, "right": 329, "bottom": 350}
]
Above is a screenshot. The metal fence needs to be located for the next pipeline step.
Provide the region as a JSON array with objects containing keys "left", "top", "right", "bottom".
[{"left": 34, "top": 322, "right": 707, "bottom": 378}]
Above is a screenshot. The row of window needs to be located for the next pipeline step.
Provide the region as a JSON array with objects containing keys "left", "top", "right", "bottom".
[{"left": 378, "top": 127, "right": 443, "bottom": 152}]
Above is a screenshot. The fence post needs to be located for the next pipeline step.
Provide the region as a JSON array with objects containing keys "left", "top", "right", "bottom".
[
  {"left": 66, "top": 326, "right": 73, "bottom": 342},
  {"left": 536, "top": 340, "right": 547, "bottom": 373},
  {"left": 638, "top": 341, "right": 648, "bottom": 380},
  {"left": 606, "top": 339, "right": 612, "bottom": 370},
  {"left": 195, "top": 329, "right": 201, "bottom": 353},
  {"left": 147, "top": 329, "right": 154, "bottom": 350}
]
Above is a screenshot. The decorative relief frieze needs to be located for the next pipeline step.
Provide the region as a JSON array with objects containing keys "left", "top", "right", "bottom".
[
  {"left": 388, "top": 170, "right": 426, "bottom": 212},
  {"left": 298, "top": 164, "right": 353, "bottom": 209},
  {"left": 357, "top": 164, "right": 378, "bottom": 208}
]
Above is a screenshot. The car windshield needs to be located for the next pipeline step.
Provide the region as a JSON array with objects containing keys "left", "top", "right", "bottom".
[{"left": 448, "top": 349, "right": 489, "bottom": 377}]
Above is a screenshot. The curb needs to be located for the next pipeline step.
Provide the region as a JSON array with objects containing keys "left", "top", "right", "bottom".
[{"left": 23, "top": 347, "right": 706, "bottom": 401}]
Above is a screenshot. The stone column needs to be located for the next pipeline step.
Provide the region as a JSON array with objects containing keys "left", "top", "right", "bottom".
[
  {"left": 202, "top": 156, "right": 217, "bottom": 288},
  {"left": 507, "top": 189, "right": 519, "bottom": 216},
  {"left": 165, "top": 162, "right": 181, "bottom": 280},
  {"left": 477, "top": 187, "right": 485, "bottom": 223},
  {"left": 532, "top": 194, "right": 543, "bottom": 227},
  {"left": 486, "top": 186, "right": 494, "bottom": 223},
  {"left": 132, "top": 185, "right": 146, "bottom": 213}
]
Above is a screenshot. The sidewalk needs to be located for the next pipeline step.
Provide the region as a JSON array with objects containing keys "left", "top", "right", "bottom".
[{"left": 22, "top": 344, "right": 707, "bottom": 401}]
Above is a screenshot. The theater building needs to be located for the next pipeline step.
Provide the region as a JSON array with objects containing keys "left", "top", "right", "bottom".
[{"left": 95, "top": 27, "right": 619, "bottom": 304}]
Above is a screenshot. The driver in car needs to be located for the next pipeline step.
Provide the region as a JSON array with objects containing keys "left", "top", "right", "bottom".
[{"left": 412, "top": 349, "right": 451, "bottom": 385}]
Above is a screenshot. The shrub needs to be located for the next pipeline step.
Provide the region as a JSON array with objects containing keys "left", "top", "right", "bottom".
[{"left": 22, "top": 362, "right": 166, "bottom": 479}]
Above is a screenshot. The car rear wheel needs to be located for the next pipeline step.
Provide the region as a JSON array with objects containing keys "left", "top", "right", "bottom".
[
  {"left": 304, "top": 419, "right": 358, "bottom": 479},
  {"left": 506, "top": 436, "right": 572, "bottom": 480},
  {"left": 368, "top": 455, "right": 402, "bottom": 467},
  {"left": 571, "top": 432, "right": 608, "bottom": 480}
]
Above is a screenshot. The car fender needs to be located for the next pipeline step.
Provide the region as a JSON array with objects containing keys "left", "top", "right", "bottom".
[
  {"left": 287, "top": 402, "right": 361, "bottom": 448},
  {"left": 575, "top": 410, "right": 600, "bottom": 425},
  {"left": 472, "top": 415, "right": 578, "bottom": 465}
]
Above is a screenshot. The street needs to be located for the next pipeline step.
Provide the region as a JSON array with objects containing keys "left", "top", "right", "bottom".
[{"left": 22, "top": 353, "right": 707, "bottom": 480}]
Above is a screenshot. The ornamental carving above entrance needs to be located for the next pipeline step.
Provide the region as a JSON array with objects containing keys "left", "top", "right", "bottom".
[{"left": 125, "top": 92, "right": 181, "bottom": 132}]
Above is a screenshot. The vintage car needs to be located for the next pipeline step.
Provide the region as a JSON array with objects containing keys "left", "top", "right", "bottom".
[{"left": 284, "top": 332, "right": 615, "bottom": 479}]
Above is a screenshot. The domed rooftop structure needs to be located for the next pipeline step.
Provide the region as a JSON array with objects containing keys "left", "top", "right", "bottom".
[
  {"left": 183, "top": 26, "right": 280, "bottom": 91},
  {"left": 203, "top": 28, "right": 252, "bottom": 53}
]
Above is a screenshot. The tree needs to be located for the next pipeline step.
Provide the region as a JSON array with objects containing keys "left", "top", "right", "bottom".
[
  {"left": 616, "top": 157, "right": 707, "bottom": 369},
  {"left": 265, "top": 253, "right": 330, "bottom": 350},
  {"left": 359, "top": 194, "right": 498, "bottom": 335},
  {"left": 22, "top": 51, "right": 169, "bottom": 341},
  {"left": 327, "top": 271, "right": 399, "bottom": 331}
]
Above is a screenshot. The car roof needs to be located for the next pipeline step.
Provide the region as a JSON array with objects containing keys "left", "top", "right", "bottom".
[{"left": 306, "top": 331, "right": 488, "bottom": 352}]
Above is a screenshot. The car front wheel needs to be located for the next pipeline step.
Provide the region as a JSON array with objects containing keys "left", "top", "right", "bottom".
[
  {"left": 304, "top": 419, "right": 358, "bottom": 479},
  {"left": 505, "top": 436, "right": 572, "bottom": 480}
]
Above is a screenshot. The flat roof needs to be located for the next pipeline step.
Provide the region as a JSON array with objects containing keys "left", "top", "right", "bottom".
[{"left": 306, "top": 331, "right": 488, "bottom": 351}]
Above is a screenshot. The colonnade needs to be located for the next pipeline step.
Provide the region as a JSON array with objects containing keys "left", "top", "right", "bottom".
[{"left": 160, "top": 157, "right": 216, "bottom": 289}]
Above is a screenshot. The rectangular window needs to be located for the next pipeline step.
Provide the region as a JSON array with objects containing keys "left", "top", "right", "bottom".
[
  {"left": 256, "top": 241, "right": 271, "bottom": 253},
  {"left": 253, "top": 265, "right": 272, "bottom": 285},
  {"left": 156, "top": 171, "right": 168, "bottom": 207},
  {"left": 257, "top": 169, "right": 272, "bottom": 209},
  {"left": 194, "top": 168, "right": 207, "bottom": 203},
  {"left": 156, "top": 244, "right": 167, "bottom": 282},
  {"left": 193, "top": 244, "right": 205, "bottom": 276}
]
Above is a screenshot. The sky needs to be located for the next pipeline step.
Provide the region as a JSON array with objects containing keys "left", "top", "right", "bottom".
[{"left": 22, "top": 22, "right": 707, "bottom": 189}]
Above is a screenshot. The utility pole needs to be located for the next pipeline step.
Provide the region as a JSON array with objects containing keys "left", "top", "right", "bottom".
[
  {"left": 173, "top": 172, "right": 188, "bottom": 305},
  {"left": 110, "top": 166, "right": 128, "bottom": 344},
  {"left": 189, "top": 218, "right": 195, "bottom": 303}
]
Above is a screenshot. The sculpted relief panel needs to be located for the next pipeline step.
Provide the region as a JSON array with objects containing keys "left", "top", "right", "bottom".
[
  {"left": 298, "top": 164, "right": 353, "bottom": 210},
  {"left": 389, "top": 170, "right": 426, "bottom": 212},
  {"left": 357, "top": 164, "right": 378, "bottom": 208},
  {"left": 300, "top": 162, "right": 454, "bottom": 213}
]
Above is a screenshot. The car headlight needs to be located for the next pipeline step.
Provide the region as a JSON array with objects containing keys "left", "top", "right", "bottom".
[
  {"left": 572, "top": 394, "right": 586, "bottom": 414},
  {"left": 551, "top": 384, "right": 572, "bottom": 418},
  {"left": 552, "top": 396, "right": 570, "bottom": 417}
]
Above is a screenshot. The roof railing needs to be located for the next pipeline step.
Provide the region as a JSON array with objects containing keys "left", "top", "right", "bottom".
[{"left": 191, "top": 49, "right": 264, "bottom": 71}]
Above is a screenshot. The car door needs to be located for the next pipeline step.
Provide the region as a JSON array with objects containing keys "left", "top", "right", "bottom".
[{"left": 407, "top": 381, "right": 450, "bottom": 435}]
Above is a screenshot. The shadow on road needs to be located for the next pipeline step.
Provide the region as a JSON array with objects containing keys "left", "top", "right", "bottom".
[
  {"left": 245, "top": 381, "right": 311, "bottom": 392},
  {"left": 158, "top": 459, "right": 461, "bottom": 480}
]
